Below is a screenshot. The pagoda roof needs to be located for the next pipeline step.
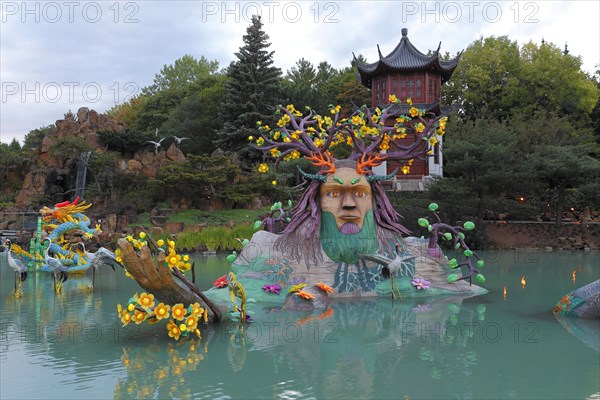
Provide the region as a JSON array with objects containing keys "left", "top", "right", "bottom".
[{"left": 355, "top": 28, "right": 462, "bottom": 87}]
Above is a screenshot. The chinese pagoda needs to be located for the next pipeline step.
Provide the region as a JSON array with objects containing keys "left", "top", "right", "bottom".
[{"left": 354, "top": 28, "right": 461, "bottom": 190}]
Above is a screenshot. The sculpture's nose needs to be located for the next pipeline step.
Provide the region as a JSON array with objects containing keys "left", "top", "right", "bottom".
[{"left": 342, "top": 192, "right": 356, "bottom": 209}]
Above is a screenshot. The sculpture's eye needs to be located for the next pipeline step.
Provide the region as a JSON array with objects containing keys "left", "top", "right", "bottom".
[
  {"left": 327, "top": 191, "right": 340, "bottom": 198},
  {"left": 354, "top": 191, "right": 367, "bottom": 198}
]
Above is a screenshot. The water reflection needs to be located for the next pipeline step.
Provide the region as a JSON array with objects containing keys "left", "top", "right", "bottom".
[
  {"left": 554, "top": 314, "right": 600, "bottom": 353},
  {"left": 115, "top": 340, "right": 209, "bottom": 399},
  {"left": 1, "top": 251, "right": 599, "bottom": 399},
  {"left": 108, "top": 295, "right": 493, "bottom": 399}
]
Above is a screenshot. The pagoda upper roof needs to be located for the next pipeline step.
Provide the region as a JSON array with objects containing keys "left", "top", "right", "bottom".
[{"left": 355, "top": 28, "right": 462, "bottom": 87}]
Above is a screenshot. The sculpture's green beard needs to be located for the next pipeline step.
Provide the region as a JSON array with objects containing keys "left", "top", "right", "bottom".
[{"left": 320, "top": 210, "right": 378, "bottom": 264}]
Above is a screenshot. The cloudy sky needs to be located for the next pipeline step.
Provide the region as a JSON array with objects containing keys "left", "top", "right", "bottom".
[{"left": 1, "top": 0, "right": 598, "bottom": 145}]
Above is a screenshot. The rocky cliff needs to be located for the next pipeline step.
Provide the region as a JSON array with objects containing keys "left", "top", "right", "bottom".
[{"left": 15, "top": 107, "right": 186, "bottom": 210}]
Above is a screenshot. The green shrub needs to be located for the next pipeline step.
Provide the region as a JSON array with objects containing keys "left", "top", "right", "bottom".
[
  {"left": 175, "top": 225, "right": 254, "bottom": 252},
  {"left": 48, "top": 136, "right": 92, "bottom": 160}
]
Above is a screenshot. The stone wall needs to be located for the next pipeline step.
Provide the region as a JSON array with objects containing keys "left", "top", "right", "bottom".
[{"left": 485, "top": 222, "right": 600, "bottom": 250}]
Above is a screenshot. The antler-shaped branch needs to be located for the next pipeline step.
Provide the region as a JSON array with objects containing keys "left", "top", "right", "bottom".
[
  {"left": 255, "top": 105, "right": 355, "bottom": 170},
  {"left": 306, "top": 152, "right": 336, "bottom": 174},
  {"left": 356, "top": 152, "right": 387, "bottom": 175},
  {"left": 253, "top": 100, "right": 448, "bottom": 178},
  {"left": 418, "top": 204, "right": 484, "bottom": 286},
  {"left": 385, "top": 112, "right": 446, "bottom": 161}
]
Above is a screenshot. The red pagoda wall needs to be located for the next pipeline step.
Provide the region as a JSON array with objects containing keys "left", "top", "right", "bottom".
[
  {"left": 387, "top": 136, "right": 429, "bottom": 178},
  {"left": 371, "top": 71, "right": 444, "bottom": 180},
  {"left": 372, "top": 72, "right": 442, "bottom": 105}
]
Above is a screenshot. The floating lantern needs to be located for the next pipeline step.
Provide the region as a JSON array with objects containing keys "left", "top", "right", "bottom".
[
  {"left": 572, "top": 270, "right": 576, "bottom": 283},
  {"left": 521, "top": 275, "right": 526, "bottom": 288},
  {"left": 503, "top": 286, "right": 507, "bottom": 301},
  {"left": 518, "top": 196, "right": 526, "bottom": 204}
]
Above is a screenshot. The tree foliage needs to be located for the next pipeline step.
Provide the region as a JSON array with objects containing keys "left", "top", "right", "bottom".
[
  {"left": 444, "top": 36, "right": 599, "bottom": 120},
  {"left": 153, "top": 155, "right": 255, "bottom": 206},
  {"left": 143, "top": 55, "right": 220, "bottom": 96},
  {"left": 48, "top": 136, "right": 92, "bottom": 161},
  {"left": 518, "top": 41, "right": 598, "bottom": 116},
  {"left": 444, "top": 36, "right": 523, "bottom": 118},
  {"left": 107, "top": 96, "right": 147, "bottom": 128},
  {"left": 108, "top": 54, "right": 225, "bottom": 152},
  {"left": 215, "top": 15, "right": 282, "bottom": 167},
  {"left": 438, "top": 109, "right": 599, "bottom": 224},
  {"left": 282, "top": 57, "right": 371, "bottom": 117},
  {"left": 85, "top": 151, "right": 119, "bottom": 202},
  {"left": 161, "top": 74, "right": 227, "bottom": 154},
  {"left": 23, "top": 125, "right": 55, "bottom": 150},
  {"left": 98, "top": 129, "right": 148, "bottom": 157},
  {"left": 530, "top": 144, "right": 600, "bottom": 225}
]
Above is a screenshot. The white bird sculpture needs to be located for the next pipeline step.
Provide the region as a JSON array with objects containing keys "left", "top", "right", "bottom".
[
  {"left": 147, "top": 138, "right": 165, "bottom": 154},
  {"left": 359, "top": 243, "right": 415, "bottom": 301},
  {"left": 77, "top": 242, "right": 121, "bottom": 291},
  {"left": 43, "top": 239, "right": 69, "bottom": 294},
  {"left": 3, "top": 239, "right": 28, "bottom": 298},
  {"left": 173, "top": 135, "right": 189, "bottom": 148}
]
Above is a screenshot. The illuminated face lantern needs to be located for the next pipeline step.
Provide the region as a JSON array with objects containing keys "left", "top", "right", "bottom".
[
  {"left": 295, "top": 153, "right": 398, "bottom": 264},
  {"left": 297, "top": 152, "right": 395, "bottom": 235},
  {"left": 319, "top": 166, "right": 372, "bottom": 234}
]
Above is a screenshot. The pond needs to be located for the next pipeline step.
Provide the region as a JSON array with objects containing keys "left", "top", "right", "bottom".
[{"left": 1, "top": 250, "right": 599, "bottom": 399}]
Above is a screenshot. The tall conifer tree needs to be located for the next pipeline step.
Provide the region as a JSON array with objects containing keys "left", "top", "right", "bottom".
[{"left": 216, "top": 15, "right": 282, "bottom": 167}]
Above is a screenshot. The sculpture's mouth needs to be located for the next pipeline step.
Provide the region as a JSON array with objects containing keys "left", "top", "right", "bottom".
[
  {"left": 339, "top": 214, "right": 360, "bottom": 220},
  {"left": 340, "top": 222, "right": 360, "bottom": 234}
]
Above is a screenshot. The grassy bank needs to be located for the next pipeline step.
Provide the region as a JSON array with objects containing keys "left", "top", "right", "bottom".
[
  {"left": 133, "top": 208, "right": 269, "bottom": 253},
  {"left": 136, "top": 207, "right": 270, "bottom": 227}
]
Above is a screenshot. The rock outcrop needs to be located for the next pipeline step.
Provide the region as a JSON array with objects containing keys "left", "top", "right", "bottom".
[{"left": 14, "top": 107, "right": 185, "bottom": 216}]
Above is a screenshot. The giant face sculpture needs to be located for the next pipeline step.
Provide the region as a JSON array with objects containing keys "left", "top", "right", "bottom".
[{"left": 319, "top": 167, "right": 372, "bottom": 234}]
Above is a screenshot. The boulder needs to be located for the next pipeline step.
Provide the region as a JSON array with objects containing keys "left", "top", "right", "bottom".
[
  {"left": 127, "top": 159, "right": 143, "bottom": 173},
  {"left": 102, "top": 213, "right": 117, "bottom": 233},
  {"left": 142, "top": 164, "right": 158, "bottom": 178},
  {"left": 85, "top": 132, "right": 104, "bottom": 150},
  {"left": 140, "top": 152, "right": 155, "bottom": 166},
  {"left": 55, "top": 119, "right": 79, "bottom": 138},
  {"left": 88, "top": 109, "right": 100, "bottom": 127},
  {"left": 163, "top": 221, "right": 184, "bottom": 234},
  {"left": 77, "top": 107, "right": 90, "bottom": 122},
  {"left": 148, "top": 226, "right": 165, "bottom": 237},
  {"left": 41, "top": 135, "right": 55, "bottom": 153},
  {"left": 166, "top": 143, "right": 186, "bottom": 162},
  {"left": 116, "top": 214, "right": 129, "bottom": 231}
]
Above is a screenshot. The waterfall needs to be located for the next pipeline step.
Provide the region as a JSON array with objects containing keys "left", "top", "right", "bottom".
[{"left": 74, "top": 151, "right": 91, "bottom": 200}]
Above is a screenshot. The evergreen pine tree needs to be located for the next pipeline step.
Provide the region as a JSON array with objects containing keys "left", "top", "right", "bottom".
[{"left": 215, "top": 15, "right": 282, "bottom": 168}]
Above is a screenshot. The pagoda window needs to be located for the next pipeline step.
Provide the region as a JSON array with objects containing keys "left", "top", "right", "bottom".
[
  {"left": 429, "top": 79, "right": 433, "bottom": 101},
  {"left": 416, "top": 78, "right": 422, "bottom": 100},
  {"left": 401, "top": 80, "right": 406, "bottom": 99},
  {"left": 408, "top": 80, "right": 414, "bottom": 98},
  {"left": 376, "top": 81, "right": 381, "bottom": 104},
  {"left": 392, "top": 78, "right": 398, "bottom": 96},
  {"left": 382, "top": 80, "right": 386, "bottom": 99}
]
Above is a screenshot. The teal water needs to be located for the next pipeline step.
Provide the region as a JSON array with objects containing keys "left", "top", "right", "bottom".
[{"left": 1, "top": 250, "right": 599, "bottom": 399}]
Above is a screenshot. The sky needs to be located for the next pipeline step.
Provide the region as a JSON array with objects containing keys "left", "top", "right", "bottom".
[{"left": 1, "top": 0, "right": 598, "bottom": 145}]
